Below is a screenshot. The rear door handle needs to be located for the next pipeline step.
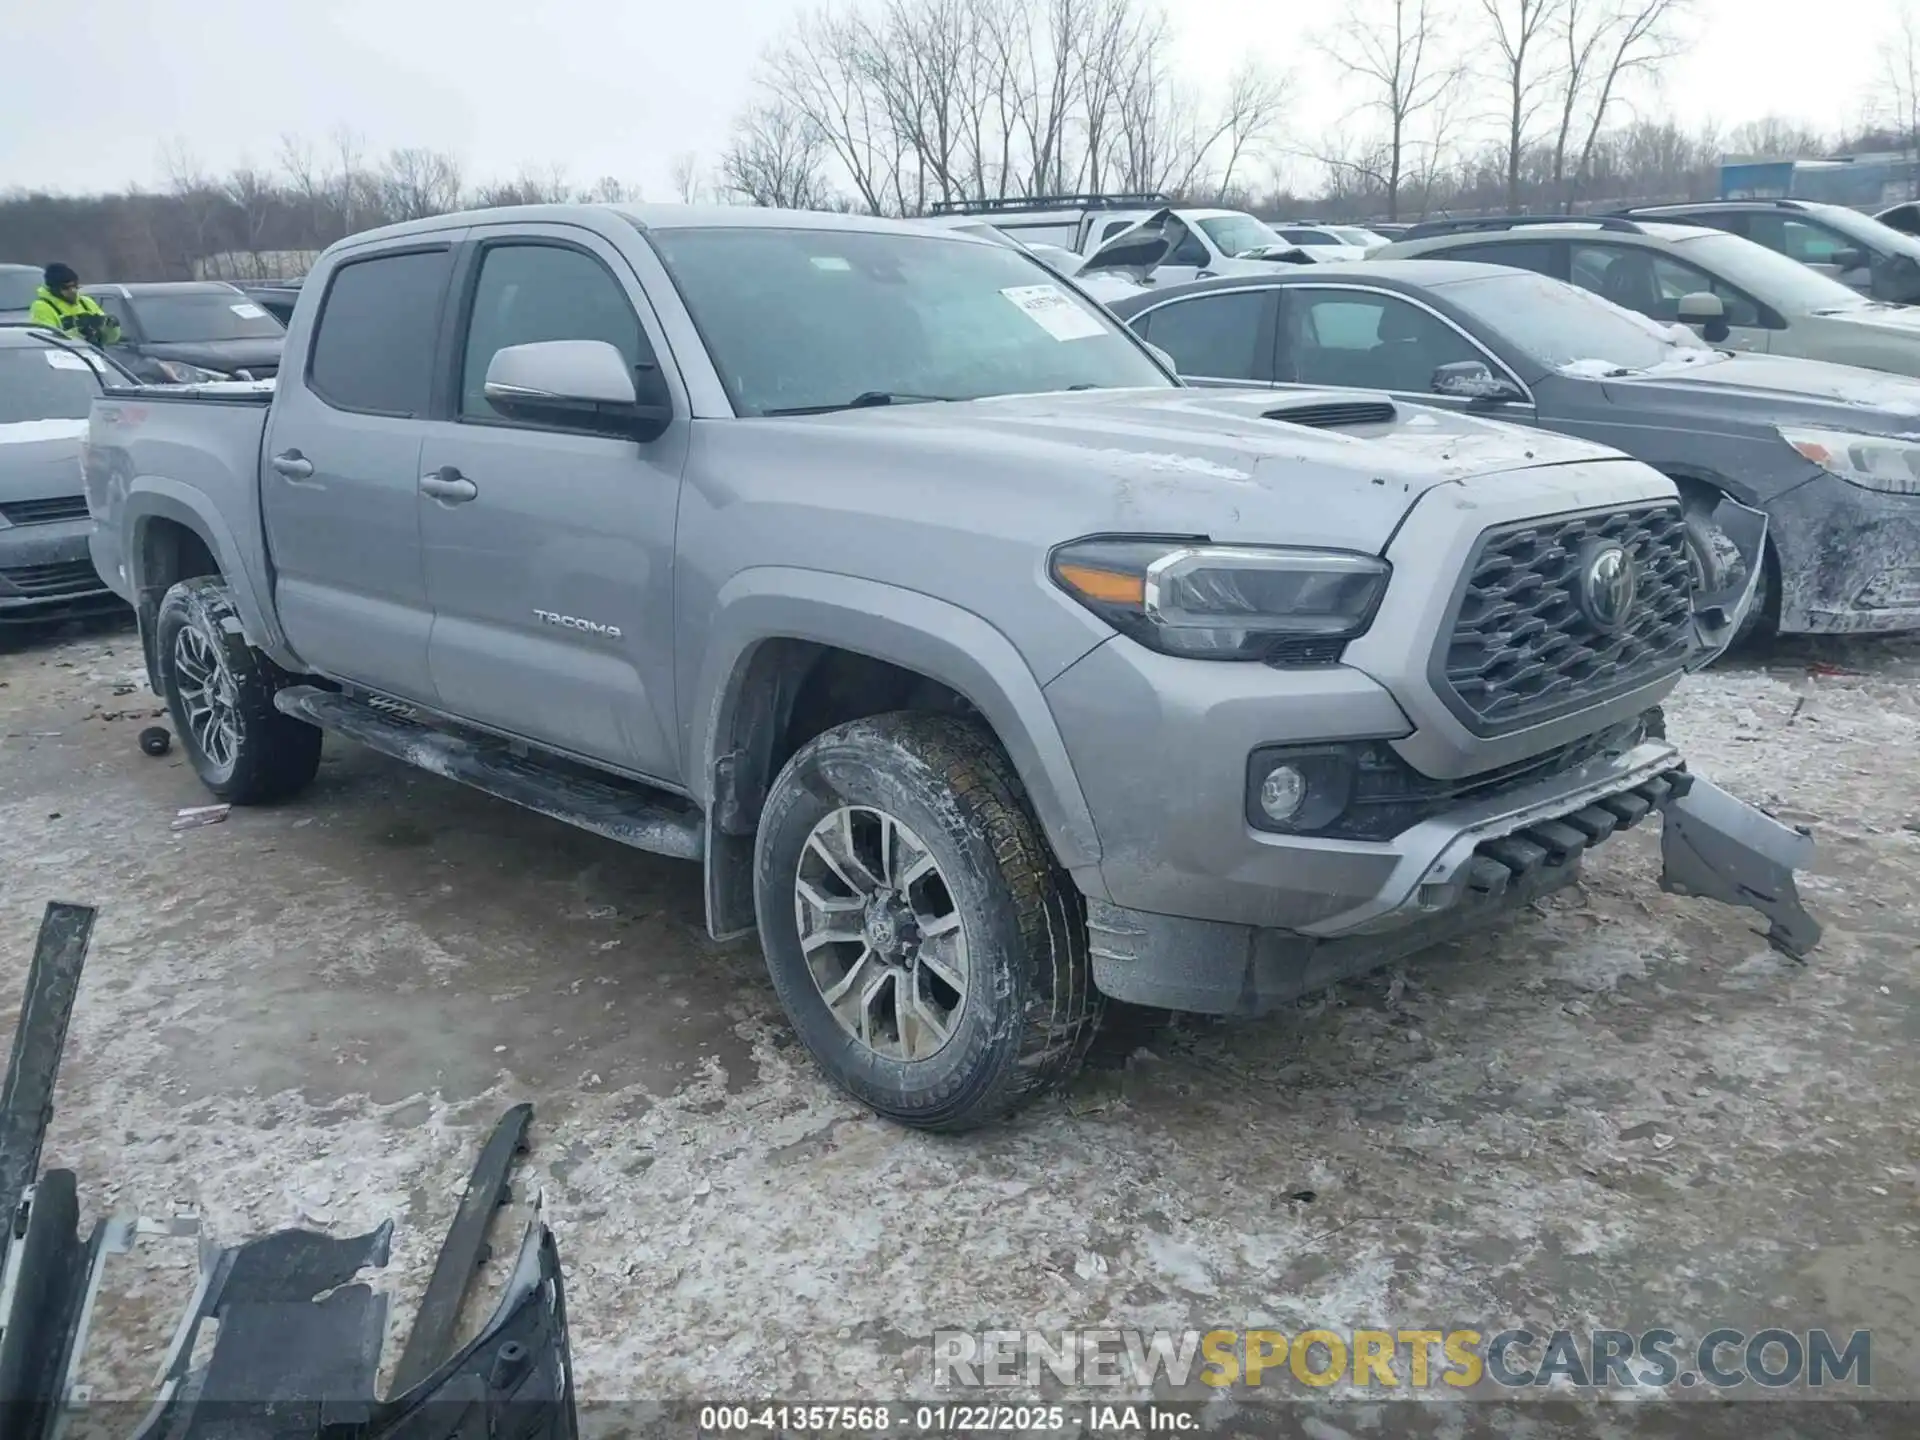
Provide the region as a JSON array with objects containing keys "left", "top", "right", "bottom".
[
  {"left": 270, "top": 450, "right": 315, "bottom": 481},
  {"left": 420, "top": 467, "right": 478, "bottom": 503}
]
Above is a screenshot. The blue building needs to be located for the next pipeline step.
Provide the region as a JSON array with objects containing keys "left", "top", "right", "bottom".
[{"left": 1720, "top": 153, "right": 1917, "bottom": 207}]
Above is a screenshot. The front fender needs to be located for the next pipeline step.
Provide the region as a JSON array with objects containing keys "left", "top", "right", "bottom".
[
  {"left": 123, "top": 483, "right": 300, "bottom": 670},
  {"left": 690, "top": 568, "right": 1104, "bottom": 879}
]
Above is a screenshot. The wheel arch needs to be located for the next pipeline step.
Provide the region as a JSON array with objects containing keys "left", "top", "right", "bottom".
[
  {"left": 690, "top": 570, "right": 1105, "bottom": 937},
  {"left": 124, "top": 486, "right": 296, "bottom": 687}
]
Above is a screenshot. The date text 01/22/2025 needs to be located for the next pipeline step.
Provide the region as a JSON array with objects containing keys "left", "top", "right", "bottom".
[{"left": 695, "top": 1403, "right": 1195, "bottom": 1433}]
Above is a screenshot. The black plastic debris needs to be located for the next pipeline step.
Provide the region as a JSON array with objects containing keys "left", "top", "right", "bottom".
[{"left": 0, "top": 901, "right": 579, "bottom": 1440}]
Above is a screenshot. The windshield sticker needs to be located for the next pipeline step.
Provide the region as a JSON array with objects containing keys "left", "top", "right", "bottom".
[
  {"left": 1001, "top": 283, "right": 1107, "bottom": 341},
  {"left": 230, "top": 302, "right": 268, "bottom": 319},
  {"left": 44, "top": 350, "right": 91, "bottom": 370},
  {"left": 809, "top": 256, "right": 852, "bottom": 271}
]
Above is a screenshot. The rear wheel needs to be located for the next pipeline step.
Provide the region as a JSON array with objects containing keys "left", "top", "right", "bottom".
[
  {"left": 753, "top": 712, "right": 1102, "bottom": 1131},
  {"left": 155, "top": 577, "right": 322, "bottom": 804}
]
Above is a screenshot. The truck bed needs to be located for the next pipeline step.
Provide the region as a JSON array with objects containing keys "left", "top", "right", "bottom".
[{"left": 85, "top": 382, "right": 274, "bottom": 620}]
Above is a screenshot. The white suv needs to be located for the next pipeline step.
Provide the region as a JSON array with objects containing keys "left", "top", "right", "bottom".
[{"left": 1376, "top": 216, "right": 1920, "bottom": 380}]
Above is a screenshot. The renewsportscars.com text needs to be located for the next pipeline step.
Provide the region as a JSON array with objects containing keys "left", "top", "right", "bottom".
[{"left": 932, "top": 1327, "right": 1872, "bottom": 1391}]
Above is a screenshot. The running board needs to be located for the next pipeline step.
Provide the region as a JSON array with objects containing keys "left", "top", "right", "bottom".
[{"left": 274, "top": 686, "right": 704, "bottom": 861}]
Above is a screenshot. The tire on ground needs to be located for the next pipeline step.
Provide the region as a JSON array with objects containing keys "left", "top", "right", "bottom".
[
  {"left": 753, "top": 711, "right": 1103, "bottom": 1131},
  {"left": 154, "top": 576, "right": 322, "bottom": 804}
]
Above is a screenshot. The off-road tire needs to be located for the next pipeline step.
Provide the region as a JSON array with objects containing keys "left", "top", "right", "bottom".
[
  {"left": 155, "top": 577, "right": 322, "bottom": 804},
  {"left": 754, "top": 712, "right": 1103, "bottom": 1131}
]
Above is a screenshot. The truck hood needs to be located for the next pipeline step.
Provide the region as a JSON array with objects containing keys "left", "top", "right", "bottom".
[
  {"left": 781, "top": 387, "right": 1637, "bottom": 553},
  {"left": 139, "top": 336, "right": 284, "bottom": 376},
  {"left": 1601, "top": 350, "right": 1920, "bottom": 429},
  {"left": 0, "top": 418, "right": 87, "bottom": 501}
]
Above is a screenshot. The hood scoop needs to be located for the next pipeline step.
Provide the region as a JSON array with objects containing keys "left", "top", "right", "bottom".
[{"left": 1262, "top": 398, "right": 1397, "bottom": 430}]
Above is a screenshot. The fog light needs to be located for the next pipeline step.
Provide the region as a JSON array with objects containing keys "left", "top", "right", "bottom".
[{"left": 1258, "top": 764, "right": 1307, "bottom": 823}]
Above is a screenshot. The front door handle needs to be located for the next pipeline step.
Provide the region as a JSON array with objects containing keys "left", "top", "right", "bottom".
[
  {"left": 270, "top": 450, "right": 315, "bottom": 480},
  {"left": 420, "top": 467, "right": 478, "bottom": 503}
]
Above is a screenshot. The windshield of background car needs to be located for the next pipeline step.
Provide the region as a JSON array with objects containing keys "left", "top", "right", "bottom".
[
  {"left": 1438, "top": 270, "right": 1713, "bottom": 372},
  {"left": 1332, "top": 227, "right": 1387, "bottom": 247},
  {"left": 645, "top": 226, "right": 1173, "bottom": 414},
  {"left": 129, "top": 292, "right": 287, "bottom": 342},
  {"left": 1669, "top": 230, "right": 1868, "bottom": 312},
  {"left": 0, "top": 345, "right": 103, "bottom": 423},
  {"left": 1196, "top": 214, "right": 1285, "bottom": 257},
  {"left": 0, "top": 269, "right": 39, "bottom": 311}
]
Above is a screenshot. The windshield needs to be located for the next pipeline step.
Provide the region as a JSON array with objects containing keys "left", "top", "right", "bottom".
[
  {"left": 1812, "top": 205, "right": 1920, "bottom": 259},
  {"left": 1331, "top": 227, "right": 1386, "bottom": 248},
  {"left": 1196, "top": 214, "right": 1284, "bottom": 257},
  {"left": 1439, "top": 270, "right": 1718, "bottom": 373},
  {"left": 0, "top": 345, "right": 103, "bottom": 423},
  {"left": 644, "top": 226, "right": 1172, "bottom": 415},
  {"left": 0, "top": 269, "right": 39, "bottom": 312},
  {"left": 128, "top": 291, "right": 287, "bottom": 343},
  {"left": 1669, "top": 230, "right": 1867, "bottom": 313}
]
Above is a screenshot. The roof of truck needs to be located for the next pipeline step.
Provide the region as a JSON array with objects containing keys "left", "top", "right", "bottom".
[{"left": 328, "top": 203, "right": 1004, "bottom": 252}]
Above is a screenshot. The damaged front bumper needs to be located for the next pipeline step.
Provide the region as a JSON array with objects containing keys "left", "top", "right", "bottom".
[
  {"left": 1088, "top": 753, "right": 1822, "bottom": 1016},
  {"left": 0, "top": 904, "right": 577, "bottom": 1440}
]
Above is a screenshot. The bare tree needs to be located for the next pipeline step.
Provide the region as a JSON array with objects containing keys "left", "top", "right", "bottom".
[
  {"left": 377, "top": 148, "right": 464, "bottom": 221},
  {"left": 1550, "top": 0, "right": 1689, "bottom": 209},
  {"left": 670, "top": 152, "right": 705, "bottom": 203},
  {"left": 1210, "top": 60, "right": 1291, "bottom": 200},
  {"left": 1723, "top": 116, "right": 1828, "bottom": 160},
  {"left": 720, "top": 98, "right": 831, "bottom": 208},
  {"left": 1882, "top": 0, "right": 1920, "bottom": 194},
  {"left": 581, "top": 177, "right": 642, "bottom": 203},
  {"left": 1476, "top": 0, "right": 1562, "bottom": 211},
  {"left": 1319, "top": 0, "right": 1464, "bottom": 220}
]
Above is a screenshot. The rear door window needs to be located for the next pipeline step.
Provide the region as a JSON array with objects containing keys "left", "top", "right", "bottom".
[
  {"left": 307, "top": 248, "right": 453, "bottom": 417},
  {"left": 1134, "top": 291, "right": 1275, "bottom": 381},
  {"left": 1568, "top": 242, "right": 1766, "bottom": 327},
  {"left": 1444, "top": 240, "right": 1561, "bottom": 277}
]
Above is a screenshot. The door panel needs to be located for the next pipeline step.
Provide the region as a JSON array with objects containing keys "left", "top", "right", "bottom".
[
  {"left": 417, "top": 228, "right": 687, "bottom": 782},
  {"left": 262, "top": 240, "right": 460, "bottom": 700}
]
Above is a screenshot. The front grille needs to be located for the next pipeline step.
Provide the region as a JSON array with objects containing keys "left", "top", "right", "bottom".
[
  {"left": 0, "top": 495, "right": 89, "bottom": 525},
  {"left": 1436, "top": 503, "right": 1694, "bottom": 734},
  {"left": 0, "top": 559, "right": 103, "bottom": 597},
  {"left": 1325, "top": 716, "right": 1650, "bottom": 840}
]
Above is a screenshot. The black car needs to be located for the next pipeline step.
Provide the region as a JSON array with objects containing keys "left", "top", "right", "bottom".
[
  {"left": 1105, "top": 260, "right": 1920, "bottom": 643},
  {"left": 83, "top": 280, "right": 286, "bottom": 383},
  {"left": 240, "top": 277, "right": 304, "bottom": 325}
]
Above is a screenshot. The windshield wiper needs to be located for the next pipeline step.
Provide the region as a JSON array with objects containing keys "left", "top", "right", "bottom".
[{"left": 764, "top": 390, "right": 955, "bottom": 416}]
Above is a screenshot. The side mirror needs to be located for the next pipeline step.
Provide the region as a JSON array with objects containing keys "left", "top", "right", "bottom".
[
  {"left": 1831, "top": 248, "right": 1869, "bottom": 272},
  {"left": 1677, "top": 292, "right": 1730, "bottom": 344},
  {"left": 483, "top": 339, "right": 672, "bottom": 441},
  {"left": 1431, "top": 360, "right": 1524, "bottom": 404}
]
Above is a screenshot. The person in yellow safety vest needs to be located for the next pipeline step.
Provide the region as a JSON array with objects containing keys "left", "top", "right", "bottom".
[{"left": 27, "top": 264, "right": 121, "bottom": 347}]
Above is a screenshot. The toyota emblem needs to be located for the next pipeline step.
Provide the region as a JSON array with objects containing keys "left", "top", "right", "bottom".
[{"left": 1578, "top": 541, "right": 1638, "bottom": 631}]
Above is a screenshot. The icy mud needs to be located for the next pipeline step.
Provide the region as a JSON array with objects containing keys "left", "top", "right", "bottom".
[{"left": 1, "top": 619, "right": 1916, "bottom": 1422}]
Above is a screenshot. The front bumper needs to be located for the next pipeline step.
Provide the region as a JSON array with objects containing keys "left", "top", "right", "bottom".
[
  {"left": 0, "top": 515, "right": 119, "bottom": 622},
  {"left": 1087, "top": 762, "right": 1820, "bottom": 1016},
  {"left": 1771, "top": 470, "right": 1920, "bottom": 634}
]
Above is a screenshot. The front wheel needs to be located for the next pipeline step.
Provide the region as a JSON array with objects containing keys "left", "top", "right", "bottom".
[
  {"left": 155, "top": 576, "right": 322, "bottom": 804},
  {"left": 753, "top": 712, "right": 1102, "bottom": 1131}
]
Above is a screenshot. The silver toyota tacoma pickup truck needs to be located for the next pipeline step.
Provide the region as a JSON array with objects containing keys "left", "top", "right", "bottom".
[{"left": 85, "top": 204, "right": 1820, "bottom": 1131}]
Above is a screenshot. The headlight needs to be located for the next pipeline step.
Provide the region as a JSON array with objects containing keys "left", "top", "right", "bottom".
[
  {"left": 154, "top": 360, "right": 228, "bottom": 383},
  {"left": 1049, "top": 537, "right": 1390, "bottom": 660},
  {"left": 1779, "top": 426, "right": 1920, "bottom": 494}
]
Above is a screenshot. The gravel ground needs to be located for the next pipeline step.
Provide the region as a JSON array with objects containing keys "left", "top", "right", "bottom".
[{"left": 1, "top": 616, "right": 1916, "bottom": 1435}]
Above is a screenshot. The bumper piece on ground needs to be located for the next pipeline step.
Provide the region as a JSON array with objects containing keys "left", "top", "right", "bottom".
[
  {"left": 1089, "top": 769, "right": 1821, "bottom": 1015},
  {"left": 0, "top": 901, "right": 578, "bottom": 1440},
  {"left": 1657, "top": 776, "right": 1822, "bottom": 959}
]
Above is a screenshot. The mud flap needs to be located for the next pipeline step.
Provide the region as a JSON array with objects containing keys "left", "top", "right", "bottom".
[
  {"left": 1684, "top": 492, "right": 1769, "bottom": 669},
  {"left": 1659, "top": 777, "right": 1822, "bottom": 959}
]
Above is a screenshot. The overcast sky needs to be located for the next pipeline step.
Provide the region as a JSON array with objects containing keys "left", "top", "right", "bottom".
[{"left": 2, "top": 0, "right": 1898, "bottom": 201}]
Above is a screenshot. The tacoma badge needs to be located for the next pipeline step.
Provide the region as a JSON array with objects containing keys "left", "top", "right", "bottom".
[{"left": 533, "top": 608, "right": 623, "bottom": 640}]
